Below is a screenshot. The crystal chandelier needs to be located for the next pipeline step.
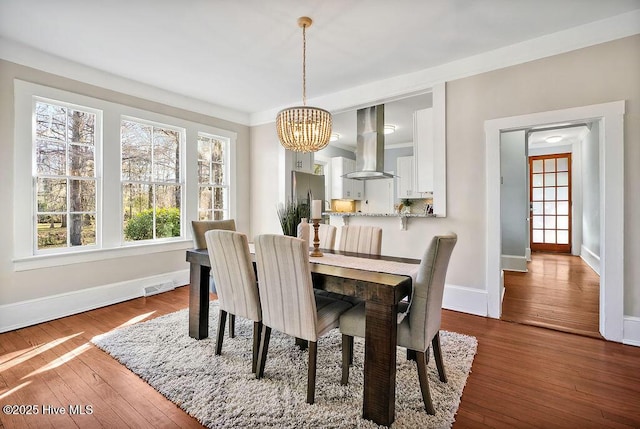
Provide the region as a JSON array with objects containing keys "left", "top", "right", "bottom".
[{"left": 276, "top": 17, "right": 332, "bottom": 153}]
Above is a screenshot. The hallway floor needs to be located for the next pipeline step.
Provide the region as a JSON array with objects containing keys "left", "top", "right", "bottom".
[{"left": 502, "top": 253, "right": 601, "bottom": 338}]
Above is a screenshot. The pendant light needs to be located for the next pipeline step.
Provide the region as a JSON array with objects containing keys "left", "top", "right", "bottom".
[{"left": 276, "top": 16, "right": 332, "bottom": 153}]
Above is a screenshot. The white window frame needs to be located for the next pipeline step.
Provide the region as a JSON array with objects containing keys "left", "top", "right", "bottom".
[
  {"left": 197, "top": 132, "right": 231, "bottom": 221},
  {"left": 13, "top": 80, "right": 237, "bottom": 271}
]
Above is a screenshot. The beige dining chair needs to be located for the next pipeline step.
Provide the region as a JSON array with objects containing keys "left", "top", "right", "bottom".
[
  {"left": 337, "top": 225, "right": 382, "bottom": 255},
  {"left": 339, "top": 233, "right": 457, "bottom": 415},
  {"left": 205, "top": 230, "right": 262, "bottom": 373},
  {"left": 192, "top": 219, "right": 237, "bottom": 334},
  {"left": 253, "top": 234, "right": 352, "bottom": 404},
  {"left": 297, "top": 221, "right": 337, "bottom": 250}
]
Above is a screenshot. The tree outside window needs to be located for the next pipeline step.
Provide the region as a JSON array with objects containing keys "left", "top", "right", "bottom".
[
  {"left": 35, "top": 101, "right": 97, "bottom": 250},
  {"left": 197, "top": 134, "right": 228, "bottom": 220},
  {"left": 121, "top": 118, "right": 183, "bottom": 241}
]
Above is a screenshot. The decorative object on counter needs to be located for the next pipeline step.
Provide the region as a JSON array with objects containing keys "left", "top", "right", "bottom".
[
  {"left": 277, "top": 199, "right": 310, "bottom": 237},
  {"left": 401, "top": 198, "right": 414, "bottom": 214},
  {"left": 276, "top": 16, "right": 332, "bottom": 153},
  {"left": 310, "top": 199, "right": 323, "bottom": 257}
]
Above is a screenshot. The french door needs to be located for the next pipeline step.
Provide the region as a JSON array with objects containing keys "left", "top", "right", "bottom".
[{"left": 529, "top": 153, "right": 572, "bottom": 253}]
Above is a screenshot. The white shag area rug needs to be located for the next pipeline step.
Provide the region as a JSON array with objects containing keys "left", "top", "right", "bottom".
[{"left": 92, "top": 302, "right": 477, "bottom": 428}]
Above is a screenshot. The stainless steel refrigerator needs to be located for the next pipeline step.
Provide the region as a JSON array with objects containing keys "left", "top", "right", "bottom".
[{"left": 291, "top": 171, "right": 325, "bottom": 212}]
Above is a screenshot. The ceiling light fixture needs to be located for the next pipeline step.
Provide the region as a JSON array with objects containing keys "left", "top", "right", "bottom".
[
  {"left": 276, "top": 16, "right": 332, "bottom": 153},
  {"left": 545, "top": 135, "right": 563, "bottom": 143},
  {"left": 384, "top": 124, "right": 396, "bottom": 135}
]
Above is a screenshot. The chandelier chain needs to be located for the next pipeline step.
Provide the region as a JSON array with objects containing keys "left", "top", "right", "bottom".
[{"left": 302, "top": 23, "right": 307, "bottom": 106}]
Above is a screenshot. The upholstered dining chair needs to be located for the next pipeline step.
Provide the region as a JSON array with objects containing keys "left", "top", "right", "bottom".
[
  {"left": 204, "top": 230, "right": 262, "bottom": 373},
  {"left": 337, "top": 225, "right": 382, "bottom": 255},
  {"left": 339, "top": 233, "right": 457, "bottom": 415},
  {"left": 297, "top": 221, "right": 337, "bottom": 250},
  {"left": 192, "top": 219, "right": 237, "bottom": 335},
  {"left": 254, "top": 234, "right": 352, "bottom": 404}
]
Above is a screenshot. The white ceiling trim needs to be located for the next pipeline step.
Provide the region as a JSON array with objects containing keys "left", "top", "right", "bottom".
[{"left": 251, "top": 9, "right": 640, "bottom": 126}]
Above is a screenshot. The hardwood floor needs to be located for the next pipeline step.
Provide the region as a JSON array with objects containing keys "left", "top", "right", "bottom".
[
  {"left": 502, "top": 253, "right": 601, "bottom": 338},
  {"left": 2, "top": 286, "right": 639, "bottom": 428}
]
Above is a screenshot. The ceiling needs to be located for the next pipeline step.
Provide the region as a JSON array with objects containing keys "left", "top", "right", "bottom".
[{"left": 1, "top": 0, "right": 638, "bottom": 149}]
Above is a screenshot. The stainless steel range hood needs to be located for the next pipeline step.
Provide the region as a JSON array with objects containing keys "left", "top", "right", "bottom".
[{"left": 344, "top": 105, "right": 395, "bottom": 180}]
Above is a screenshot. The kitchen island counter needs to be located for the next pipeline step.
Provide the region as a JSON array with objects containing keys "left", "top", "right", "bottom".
[{"left": 325, "top": 211, "right": 436, "bottom": 230}]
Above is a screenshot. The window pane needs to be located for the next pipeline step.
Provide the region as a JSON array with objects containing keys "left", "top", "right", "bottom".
[
  {"left": 212, "top": 139, "right": 223, "bottom": 163},
  {"left": 213, "top": 210, "right": 225, "bottom": 220},
  {"left": 557, "top": 230, "right": 569, "bottom": 244},
  {"left": 532, "top": 173, "right": 543, "bottom": 187},
  {"left": 198, "top": 161, "right": 210, "bottom": 184},
  {"left": 212, "top": 163, "right": 224, "bottom": 185},
  {"left": 532, "top": 215, "right": 543, "bottom": 229},
  {"left": 557, "top": 171, "right": 569, "bottom": 186},
  {"left": 198, "top": 210, "right": 211, "bottom": 221},
  {"left": 69, "top": 213, "right": 95, "bottom": 246},
  {"left": 557, "top": 186, "right": 569, "bottom": 200},
  {"left": 532, "top": 159, "right": 543, "bottom": 173},
  {"left": 37, "top": 178, "right": 67, "bottom": 212},
  {"left": 532, "top": 229, "right": 544, "bottom": 243},
  {"left": 122, "top": 183, "right": 152, "bottom": 241},
  {"left": 69, "top": 144, "right": 95, "bottom": 177},
  {"left": 557, "top": 215, "right": 569, "bottom": 229},
  {"left": 199, "top": 186, "right": 212, "bottom": 211},
  {"left": 198, "top": 137, "right": 211, "bottom": 161},
  {"left": 544, "top": 202, "right": 556, "bottom": 215},
  {"left": 69, "top": 179, "right": 96, "bottom": 212},
  {"left": 121, "top": 120, "right": 152, "bottom": 181},
  {"left": 544, "top": 230, "right": 556, "bottom": 243},
  {"left": 544, "top": 158, "right": 555, "bottom": 172},
  {"left": 153, "top": 128, "right": 179, "bottom": 182},
  {"left": 37, "top": 214, "right": 66, "bottom": 249},
  {"left": 557, "top": 201, "right": 569, "bottom": 215},
  {"left": 213, "top": 187, "right": 226, "bottom": 210},
  {"left": 35, "top": 102, "right": 66, "bottom": 141},
  {"left": 155, "top": 185, "right": 181, "bottom": 238},
  {"left": 557, "top": 157, "right": 569, "bottom": 171},
  {"left": 67, "top": 109, "right": 95, "bottom": 144},
  {"left": 532, "top": 202, "right": 543, "bottom": 215},
  {"left": 532, "top": 188, "right": 543, "bottom": 201},
  {"left": 545, "top": 215, "right": 556, "bottom": 229},
  {"left": 544, "top": 187, "right": 555, "bottom": 200},
  {"left": 36, "top": 140, "right": 66, "bottom": 175},
  {"left": 544, "top": 172, "right": 555, "bottom": 186}
]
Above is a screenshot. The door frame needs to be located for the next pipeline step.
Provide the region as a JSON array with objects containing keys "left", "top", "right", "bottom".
[{"left": 485, "top": 101, "right": 625, "bottom": 342}]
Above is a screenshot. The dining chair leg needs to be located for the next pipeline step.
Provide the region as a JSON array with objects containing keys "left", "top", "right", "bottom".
[
  {"left": 407, "top": 349, "right": 417, "bottom": 361},
  {"left": 229, "top": 314, "right": 236, "bottom": 338},
  {"left": 256, "top": 326, "right": 271, "bottom": 379},
  {"left": 432, "top": 332, "right": 448, "bottom": 383},
  {"left": 341, "top": 334, "right": 352, "bottom": 385},
  {"left": 416, "top": 351, "right": 435, "bottom": 415},
  {"left": 307, "top": 341, "right": 318, "bottom": 404},
  {"left": 252, "top": 321, "right": 262, "bottom": 373},
  {"left": 216, "top": 310, "right": 227, "bottom": 355}
]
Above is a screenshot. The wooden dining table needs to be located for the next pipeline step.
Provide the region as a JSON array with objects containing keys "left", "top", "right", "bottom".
[{"left": 186, "top": 247, "right": 419, "bottom": 427}]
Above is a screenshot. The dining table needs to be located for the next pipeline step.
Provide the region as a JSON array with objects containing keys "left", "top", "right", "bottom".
[{"left": 186, "top": 246, "right": 420, "bottom": 427}]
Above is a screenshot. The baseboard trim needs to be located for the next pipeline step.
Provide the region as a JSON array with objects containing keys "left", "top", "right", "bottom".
[
  {"left": 580, "top": 245, "right": 600, "bottom": 275},
  {"left": 0, "top": 269, "right": 190, "bottom": 333},
  {"left": 623, "top": 316, "right": 640, "bottom": 347},
  {"left": 443, "top": 283, "right": 488, "bottom": 317},
  {"left": 501, "top": 254, "right": 528, "bottom": 272}
]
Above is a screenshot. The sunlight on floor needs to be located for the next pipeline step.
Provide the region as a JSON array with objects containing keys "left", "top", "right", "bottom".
[
  {"left": 23, "top": 341, "right": 91, "bottom": 378},
  {"left": 115, "top": 311, "right": 157, "bottom": 329},
  {"left": 0, "top": 332, "right": 82, "bottom": 372},
  {"left": 0, "top": 381, "right": 32, "bottom": 400}
]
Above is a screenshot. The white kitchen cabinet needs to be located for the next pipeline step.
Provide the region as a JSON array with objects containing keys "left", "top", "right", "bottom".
[
  {"left": 396, "top": 156, "right": 421, "bottom": 199},
  {"left": 331, "top": 157, "right": 363, "bottom": 200},
  {"left": 413, "top": 108, "right": 434, "bottom": 193},
  {"left": 290, "top": 150, "right": 314, "bottom": 173}
]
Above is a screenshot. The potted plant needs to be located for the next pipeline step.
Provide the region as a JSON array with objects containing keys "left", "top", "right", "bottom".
[
  {"left": 401, "top": 198, "right": 413, "bottom": 214},
  {"left": 277, "top": 199, "right": 310, "bottom": 237}
]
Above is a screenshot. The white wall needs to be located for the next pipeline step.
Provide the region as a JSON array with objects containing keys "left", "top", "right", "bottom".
[
  {"left": 582, "top": 121, "right": 600, "bottom": 256},
  {"left": 500, "top": 130, "right": 528, "bottom": 271}
]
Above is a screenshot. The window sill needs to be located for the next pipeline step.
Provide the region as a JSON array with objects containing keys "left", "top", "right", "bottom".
[{"left": 13, "top": 240, "right": 194, "bottom": 272}]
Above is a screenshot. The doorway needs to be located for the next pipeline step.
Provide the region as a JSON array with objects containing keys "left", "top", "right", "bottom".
[
  {"left": 485, "top": 101, "right": 625, "bottom": 342},
  {"left": 529, "top": 153, "right": 572, "bottom": 254}
]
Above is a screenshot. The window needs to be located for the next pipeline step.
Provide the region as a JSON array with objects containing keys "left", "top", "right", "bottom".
[
  {"left": 121, "top": 118, "right": 184, "bottom": 241},
  {"left": 197, "top": 133, "right": 229, "bottom": 220},
  {"left": 34, "top": 99, "right": 99, "bottom": 252}
]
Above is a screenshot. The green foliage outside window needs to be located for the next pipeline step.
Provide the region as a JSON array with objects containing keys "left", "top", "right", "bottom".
[{"left": 124, "top": 207, "right": 180, "bottom": 240}]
